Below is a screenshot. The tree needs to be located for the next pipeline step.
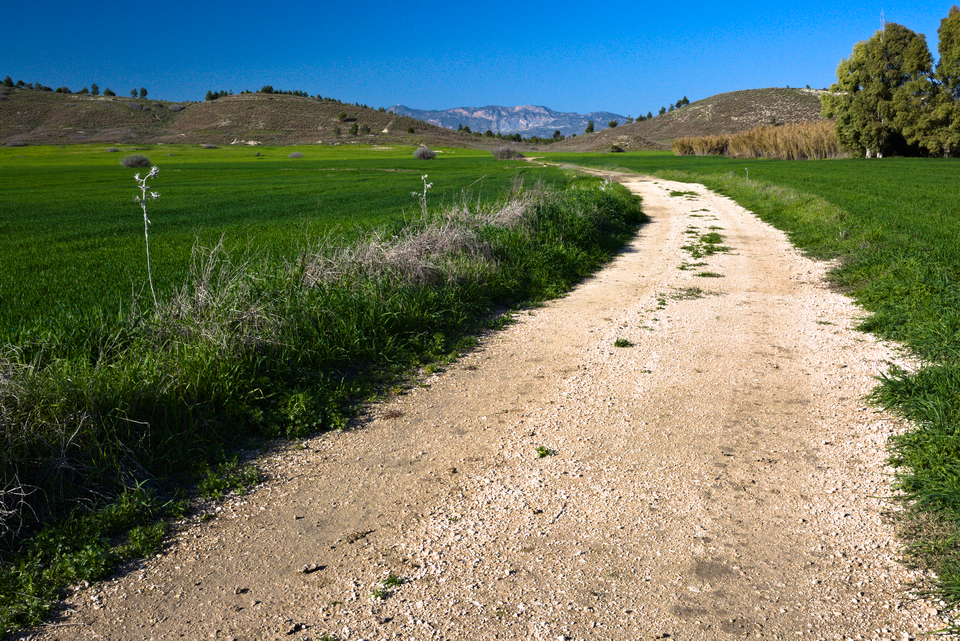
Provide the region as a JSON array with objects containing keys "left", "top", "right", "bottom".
[
  {"left": 552, "top": 130, "right": 561, "bottom": 140},
  {"left": 939, "top": 6, "right": 960, "bottom": 98},
  {"left": 139, "top": 87, "right": 147, "bottom": 99},
  {"left": 130, "top": 89, "right": 137, "bottom": 98},
  {"left": 348, "top": 122, "right": 359, "bottom": 136},
  {"left": 647, "top": 111, "right": 653, "bottom": 119},
  {"left": 608, "top": 119, "right": 618, "bottom": 128},
  {"left": 821, "top": 22, "right": 934, "bottom": 157},
  {"left": 103, "top": 88, "right": 115, "bottom": 96},
  {"left": 90, "top": 82, "right": 99, "bottom": 96},
  {"left": 2, "top": 76, "right": 12, "bottom": 88},
  {"left": 659, "top": 106, "right": 666, "bottom": 115},
  {"left": 585, "top": 120, "right": 594, "bottom": 133},
  {"left": 681, "top": 96, "right": 690, "bottom": 106}
]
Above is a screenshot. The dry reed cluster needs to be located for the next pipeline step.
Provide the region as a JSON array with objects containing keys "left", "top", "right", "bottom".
[{"left": 672, "top": 121, "right": 844, "bottom": 160}]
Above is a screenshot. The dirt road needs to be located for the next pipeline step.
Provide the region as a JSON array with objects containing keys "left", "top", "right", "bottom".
[{"left": 29, "top": 173, "right": 943, "bottom": 640}]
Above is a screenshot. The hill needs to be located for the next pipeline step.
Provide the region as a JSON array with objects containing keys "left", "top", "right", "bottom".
[
  {"left": 552, "top": 87, "right": 828, "bottom": 152},
  {"left": 0, "top": 89, "right": 470, "bottom": 148},
  {"left": 387, "top": 104, "right": 629, "bottom": 138},
  {"left": 0, "top": 86, "right": 828, "bottom": 151}
]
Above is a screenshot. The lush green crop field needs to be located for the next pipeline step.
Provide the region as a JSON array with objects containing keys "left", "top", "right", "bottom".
[{"left": 0, "top": 144, "right": 562, "bottom": 341}]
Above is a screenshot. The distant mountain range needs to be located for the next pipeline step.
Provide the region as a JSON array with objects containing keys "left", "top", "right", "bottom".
[{"left": 387, "top": 104, "right": 630, "bottom": 138}]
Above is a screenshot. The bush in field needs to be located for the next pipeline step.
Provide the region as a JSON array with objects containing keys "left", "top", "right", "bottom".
[
  {"left": 120, "top": 154, "right": 151, "bottom": 167},
  {"left": 492, "top": 146, "right": 523, "bottom": 160},
  {"left": 201, "top": 143, "right": 217, "bottom": 149},
  {"left": 288, "top": 151, "right": 303, "bottom": 158},
  {"left": 105, "top": 147, "right": 119, "bottom": 153},
  {"left": 609, "top": 145, "right": 625, "bottom": 153},
  {"left": 413, "top": 146, "right": 436, "bottom": 159}
]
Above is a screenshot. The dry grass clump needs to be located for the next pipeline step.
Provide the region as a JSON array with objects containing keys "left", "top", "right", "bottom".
[
  {"left": 201, "top": 143, "right": 218, "bottom": 149},
  {"left": 105, "top": 147, "right": 119, "bottom": 153},
  {"left": 302, "top": 190, "right": 537, "bottom": 290},
  {"left": 288, "top": 151, "right": 303, "bottom": 159},
  {"left": 168, "top": 104, "right": 186, "bottom": 112},
  {"left": 162, "top": 238, "right": 280, "bottom": 351},
  {"left": 672, "top": 121, "right": 843, "bottom": 160},
  {"left": 120, "top": 153, "right": 151, "bottom": 167},
  {"left": 413, "top": 146, "right": 436, "bottom": 160}
]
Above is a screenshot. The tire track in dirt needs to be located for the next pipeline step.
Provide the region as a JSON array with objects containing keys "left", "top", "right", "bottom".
[{"left": 28, "top": 173, "right": 943, "bottom": 641}]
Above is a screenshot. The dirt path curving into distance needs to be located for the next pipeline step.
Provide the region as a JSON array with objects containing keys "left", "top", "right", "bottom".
[{"left": 28, "top": 172, "right": 945, "bottom": 640}]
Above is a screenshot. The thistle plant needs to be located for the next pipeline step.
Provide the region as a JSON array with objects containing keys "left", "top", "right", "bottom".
[
  {"left": 133, "top": 166, "right": 161, "bottom": 315},
  {"left": 412, "top": 174, "right": 432, "bottom": 220}
]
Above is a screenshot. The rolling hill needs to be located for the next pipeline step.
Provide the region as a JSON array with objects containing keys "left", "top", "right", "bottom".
[
  {"left": 0, "top": 86, "right": 828, "bottom": 150},
  {"left": 552, "top": 87, "right": 828, "bottom": 152}
]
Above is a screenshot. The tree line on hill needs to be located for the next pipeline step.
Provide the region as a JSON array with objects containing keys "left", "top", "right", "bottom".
[
  {"left": 1, "top": 76, "right": 150, "bottom": 99},
  {"left": 822, "top": 7, "right": 960, "bottom": 158},
  {"left": 583, "top": 96, "right": 689, "bottom": 134}
]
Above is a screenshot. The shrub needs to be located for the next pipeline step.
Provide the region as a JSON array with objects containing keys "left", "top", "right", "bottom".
[
  {"left": 201, "top": 143, "right": 218, "bottom": 149},
  {"left": 168, "top": 104, "right": 186, "bottom": 112},
  {"left": 288, "top": 151, "right": 303, "bottom": 159},
  {"left": 413, "top": 146, "right": 436, "bottom": 160},
  {"left": 349, "top": 123, "right": 359, "bottom": 136},
  {"left": 407, "top": 127, "right": 415, "bottom": 134},
  {"left": 609, "top": 145, "right": 625, "bottom": 153},
  {"left": 105, "top": 147, "right": 119, "bottom": 153},
  {"left": 492, "top": 147, "right": 523, "bottom": 160},
  {"left": 103, "top": 88, "right": 115, "bottom": 96},
  {"left": 359, "top": 124, "right": 371, "bottom": 135},
  {"left": 120, "top": 154, "right": 151, "bottom": 168},
  {"left": 337, "top": 111, "right": 347, "bottom": 121},
  {"left": 3, "top": 141, "right": 27, "bottom": 147},
  {"left": 333, "top": 126, "right": 341, "bottom": 137}
]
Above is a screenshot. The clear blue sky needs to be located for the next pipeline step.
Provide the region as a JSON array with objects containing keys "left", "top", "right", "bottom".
[{"left": 3, "top": 1, "right": 954, "bottom": 116}]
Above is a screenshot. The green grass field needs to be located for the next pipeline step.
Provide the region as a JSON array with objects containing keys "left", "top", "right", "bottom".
[
  {"left": 0, "top": 146, "right": 643, "bottom": 634},
  {"left": 0, "top": 144, "right": 559, "bottom": 342}
]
